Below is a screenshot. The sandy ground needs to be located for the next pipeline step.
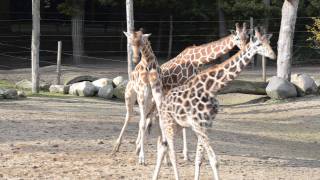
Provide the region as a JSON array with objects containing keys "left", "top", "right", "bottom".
[{"left": 0, "top": 65, "right": 320, "bottom": 179}]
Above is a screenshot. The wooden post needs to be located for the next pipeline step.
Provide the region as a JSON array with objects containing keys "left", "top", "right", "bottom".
[
  {"left": 277, "top": 0, "right": 299, "bottom": 81},
  {"left": 262, "top": 56, "right": 266, "bottom": 82},
  {"left": 31, "top": 0, "right": 40, "bottom": 93},
  {"left": 126, "top": 0, "right": 134, "bottom": 78},
  {"left": 167, "top": 15, "right": 173, "bottom": 59},
  {"left": 250, "top": 17, "right": 255, "bottom": 70},
  {"left": 56, "top": 41, "right": 62, "bottom": 85}
]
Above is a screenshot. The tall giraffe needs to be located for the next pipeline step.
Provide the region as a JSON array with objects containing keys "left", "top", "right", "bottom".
[
  {"left": 152, "top": 28, "right": 276, "bottom": 180},
  {"left": 161, "top": 22, "right": 249, "bottom": 92},
  {"left": 112, "top": 29, "right": 161, "bottom": 165},
  {"left": 113, "top": 23, "right": 249, "bottom": 161}
]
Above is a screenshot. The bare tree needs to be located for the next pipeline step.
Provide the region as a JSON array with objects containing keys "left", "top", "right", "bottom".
[
  {"left": 277, "top": 0, "right": 299, "bottom": 81},
  {"left": 72, "top": 0, "right": 84, "bottom": 65},
  {"left": 217, "top": 0, "right": 229, "bottom": 60},
  {"left": 126, "top": 0, "right": 134, "bottom": 77},
  {"left": 31, "top": 0, "right": 40, "bottom": 93}
]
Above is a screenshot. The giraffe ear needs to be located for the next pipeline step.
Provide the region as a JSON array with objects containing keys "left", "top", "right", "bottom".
[
  {"left": 143, "top": 33, "right": 152, "bottom": 38},
  {"left": 123, "top": 31, "right": 131, "bottom": 38},
  {"left": 230, "top": 30, "right": 236, "bottom": 35},
  {"left": 263, "top": 34, "right": 273, "bottom": 41}
]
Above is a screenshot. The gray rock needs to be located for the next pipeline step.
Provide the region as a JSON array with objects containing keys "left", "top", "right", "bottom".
[
  {"left": 0, "top": 88, "right": 5, "bottom": 99},
  {"left": 69, "top": 81, "right": 98, "bottom": 97},
  {"left": 49, "top": 85, "right": 70, "bottom": 94},
  {"left": 63, "top": 75, "right": 98, "bottom": 85},
  {"left": 39, "top": 81, "right": 51, "bottom": 91},
  {"left": 4, "top": 89, "right": 18, "bottom": 99},
  {"left": 0, "top": 88, "right": 18, "bottom": 99},
  {"left": 15, "top": 79, "right": 32, "bottom": 89},
  {"left": 113, "top": 80, "right": 128, "bottom": 100},
  {"left": 266, "top": 76, "right": 297, "bottom": 99},
  {"left": 15, "top": 79, "right": 51, "bottom": 91},
  {"left": 291, "top": 74, "right": 318, "bottom": 96},
  {"left": 92, "top": 78, "right": 113, "bottom": 89},
  {"left": 113, "top": 76, "right": 125, "bottom": 87},
  {"left": 17, "top": 91, "right": 26, "bottom": 98},
  {"left": 97, "top": 84, "right": 114, "bottom": 99}
]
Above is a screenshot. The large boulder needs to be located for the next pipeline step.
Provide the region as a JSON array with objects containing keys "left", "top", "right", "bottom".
[
  {"left": 97, "top": 84, "right": 114, "bottom": 99},
  {"left": 92, "top": 78, "right": 113, "bottom": 89},
  {"left": 0, "top": 88, "right": 5, "bottom": 99},
  {"left": 15, "top": 79, "right": 32, "bottom": 89},
  {"left": 49, "top": 85, "right": 70, "bottom": 94},
  {"left": 69, "top": 81, "right": 98, "bottom": 97},
  {"left": 63, "top": 75, "right": 99, "bottom": 85},
  {"left": 113, "top": 80, "right": 128, "bottom": 100},
  {"left": 291, "top": 74, "right": 318, "bottom": 96},
  {"left": 113, "top": 76, "right": 125, "bottom": 87},
  {"left": 15, "top": 79, "right": 51, "bottom": 91},
  {"left": 0, "top": 88, "right": 19, "bottom": 99},
  {"left": 266, "top": 76, "right": 297, "bottom": 99}
]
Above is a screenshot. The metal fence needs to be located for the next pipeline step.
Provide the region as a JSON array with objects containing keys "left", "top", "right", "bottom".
[{"left": 0, "top": 15, "right": 319, "bottom": 70}]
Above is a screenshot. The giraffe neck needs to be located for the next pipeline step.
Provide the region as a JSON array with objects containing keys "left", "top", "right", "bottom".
[
  {"left": 197, "top": 34, "right": 235, "bottom": 65},
  {"left": 140, "top": 39, "right": 156, "bottom": 66},
  {"left": 140, "top": 39, "right": 164, "bottom": 109},
  {"left": 193, "top": 43, "right": 256, "bottom": 93}
]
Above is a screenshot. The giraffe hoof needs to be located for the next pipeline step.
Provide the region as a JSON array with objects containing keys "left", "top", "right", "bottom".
[
  {"left": 111, "top": 144, "right": 120, "bottom": 154},
  {"left": 183, "top": 155, "right": 191, "bottom": 162},
  {"left": 138, "top": 157, "right": 146, "bottom": 166},
  {"left": 165, "top": 160, "right": 172, "bottom": 166}
]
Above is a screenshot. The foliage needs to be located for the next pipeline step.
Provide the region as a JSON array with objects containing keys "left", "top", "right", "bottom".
[
  {"left": 306, "top": 18, "right": 320, "bottom": 48},
  {"left": 57, "top": 0, "right": 117, "bottom": 16}
]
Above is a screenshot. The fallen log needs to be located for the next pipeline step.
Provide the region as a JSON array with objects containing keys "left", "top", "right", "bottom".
[{"left": 219, "top": 80, "right": 267, "bottom": 95}]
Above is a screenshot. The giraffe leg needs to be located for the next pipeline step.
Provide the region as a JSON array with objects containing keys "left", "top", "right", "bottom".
[
  {"left": 182, "top": 128, "right": 190, "bottom": 161},
  {"left": 166, "top": 128, "right": 180, "bottom": 180},
  {"left": 199, "top": 135, "right": 219, "bottom": 180},
  {"left": 135, "top": 89, "right": 150, "bottom": 165},
  {"left": 152, "top": 136, "right": 167, "bottom": 180},
  {"left": 112, "top": 83, "right": 136, "bottom": 154},
  {"left": 194, "top": 139, "right": 204, "bottom": 180}
]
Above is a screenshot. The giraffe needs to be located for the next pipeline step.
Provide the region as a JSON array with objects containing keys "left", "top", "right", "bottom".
[
  {"left": 113, "top": 23, "right": 250, "bottom": 161},
  {"left": 160, "top": 22, "right": 249, "bottom": 92},
  {"left": 146, "top": 22, "right": 250, "bottom": 160},
  {"left": 112, "top": 29, "right": 161, "bottom": 165},
  {"left": 152, "top": 27, "right": 276, "bottom": 180}
]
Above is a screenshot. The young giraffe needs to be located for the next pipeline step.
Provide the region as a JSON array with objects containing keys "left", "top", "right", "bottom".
[
  {"left": 152, "top": 28, "right": 276, "bottom": 180},
  {"left": 113, "top": 29, "right": 160, "bottom": 165},
  {"left": 113, "top": 23, "right": 249, "bottom": 161}
]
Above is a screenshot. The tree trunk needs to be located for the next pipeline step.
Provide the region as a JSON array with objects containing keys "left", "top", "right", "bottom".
[
  {"left": 261, "top": 0, "right": 270, "bottom": 82},
  {"left": 219, "top": 80, "right": 268, "bottom": 95},
  {"left": 72, "top": 0, "right": 84, "bottom": 65},
  {"left": 31, "top": 0, "right": 40, "bottom": 93},
  {"left": 277, "top": 0, "right": 299, "bottom": 81},
  {"left": 217, "top": 0, "right": 229, "bottom": 60},
  {"left": 126, "top": 0, "right": 134, "bottom": 78}
]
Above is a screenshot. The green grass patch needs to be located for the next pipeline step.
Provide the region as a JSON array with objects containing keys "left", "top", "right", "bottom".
[
  {"left": 27, "top": 91, "right": 74, "bottom": 98},
  {"left": 0, "top": 80, "right": 15, "bottom": 89}
]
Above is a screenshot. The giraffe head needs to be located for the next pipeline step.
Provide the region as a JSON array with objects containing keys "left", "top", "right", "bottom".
[
  {"left": 250, "top": 27, "right": 276, "bottom": 59},
  {"left": 230, "top": 22, "right": 249, "bottom": 49},
  {"left": 123, "top": 29, "right": 152, "bottom": 64}
]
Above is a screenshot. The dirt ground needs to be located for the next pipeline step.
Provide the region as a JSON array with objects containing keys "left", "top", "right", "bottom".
[{"left": 0, "top": 65, "right": 320, "bottom": 180}]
